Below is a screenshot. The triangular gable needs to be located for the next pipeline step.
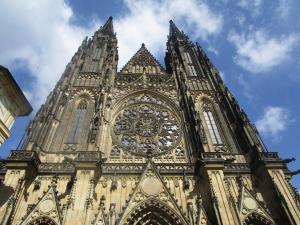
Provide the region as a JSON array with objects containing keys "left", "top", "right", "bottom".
[
  {"left": 120, "top": 44, "right": 167, "bottom": 75},
  {"left": 238, "top": 184, "right": 275, "bottom": 224},
  {"left": 118, "top": 160, "right": 188, "bottom": 224},
  {"left": 20, "top": 185, "right": 62, "bottom": 225}
]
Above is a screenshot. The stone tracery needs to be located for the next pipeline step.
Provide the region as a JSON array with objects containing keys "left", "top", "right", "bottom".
[{"left": 113, "top": 100, "right": 181, "bottom": 157}]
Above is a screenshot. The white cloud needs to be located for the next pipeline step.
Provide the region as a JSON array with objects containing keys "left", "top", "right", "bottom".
[
  {"left": 115, "top": 0, "right": 223, "bottom": 67},
  {"left": 276, "top": 0, "right": 291, "bottom": 20},
  {"left": 237, "top": 0, "right": 262, "bottom": 11},
  {"left": 228, "top": 29, "right": 298, "bottom": 73},
  {"left": 0, "top": 0, "right": 99, "bottom": 109},
  {"left": 0, "top": 0, "right": 222, "bottom": 110},
  {"left": 256, "top": 106, "right": 292, "bottom": 140},
  {"left": 237, "top": 74, "right": 253, "bottom": 101},
  {"left": 207, "top": 46, "right": 219, "bottom": 55},
  {"left": 236, "top": 14, "right": 246, "bottom": 26},
  {"left": 237, "top": 0, "right": 262, "bottom": 17}
]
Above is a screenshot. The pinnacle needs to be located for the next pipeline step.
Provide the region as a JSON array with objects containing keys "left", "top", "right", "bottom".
[
  {"left": 100, "top": 16, "right": 114, "bottom": 35},
  {"left": 169, "top": 19, "right": 183, "bottom": 39}
]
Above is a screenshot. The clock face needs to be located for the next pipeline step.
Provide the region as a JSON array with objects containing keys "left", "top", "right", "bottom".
[{"left": 113, "top": 103, "right": 181, "bottom": 157}]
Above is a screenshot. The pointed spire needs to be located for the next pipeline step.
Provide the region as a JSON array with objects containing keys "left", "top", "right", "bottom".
[
  {"left": 100, "top": 16, "right": 114, "bottom": 35},
  {"left": 169, "top": 20, "right": 184, "bottom": 39}
]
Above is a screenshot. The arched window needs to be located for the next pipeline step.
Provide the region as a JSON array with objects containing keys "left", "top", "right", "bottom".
[
  {"left": 66, "top": 100, "right": 87, "bottom": 143},
  {"left": 202, "top": 103, "right": 223, "bottom": 145}
]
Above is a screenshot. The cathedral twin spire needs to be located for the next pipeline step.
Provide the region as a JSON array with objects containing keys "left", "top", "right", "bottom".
[{"left": 99, "top": 16, "right": 183, "bottom": 39}]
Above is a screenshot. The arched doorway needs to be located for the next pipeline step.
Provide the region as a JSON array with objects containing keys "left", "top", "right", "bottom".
[
  {"left": 122, "top": 199, "right": 187, "bottom": 225},
  {"left": 27, "top": 217, "right": 57, "bottom": 225},
  {"left": 243, "top": 212, "right": 274, "bottom": 225}
]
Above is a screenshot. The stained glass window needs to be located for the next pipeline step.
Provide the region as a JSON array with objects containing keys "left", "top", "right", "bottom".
[
  {"left": 90, "top": 47, "right": 102, "bottom": 72},
  {"left": 183, "top": 52, "right": 197, "bottom": 76},
  {"left": 67, "top": 100, "right": 87, "bottom": 143},
  {"left": 203, "top": 103, "right": 223, "bottom": 145},
  {"left": 113, "top": 103, "right": 181, "bottom": 157}
]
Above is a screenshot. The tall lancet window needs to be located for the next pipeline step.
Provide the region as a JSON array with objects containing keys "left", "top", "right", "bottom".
[
  {"left": 93, "top": 47, "right": 102, "bottom": 60},
  {"left": 202, "top": 103, "right": 223, "bottom": 145},
  {"left": 67, "top": 100, "right": 87, "bottom": 143},
  {"left": 183, "top": 52, "right": 197, "bottom": 76}
]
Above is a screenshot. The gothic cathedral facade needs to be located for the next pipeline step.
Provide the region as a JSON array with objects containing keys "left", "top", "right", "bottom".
[{"left": 1, "top": 17, "right": 300, "bottom": 225}]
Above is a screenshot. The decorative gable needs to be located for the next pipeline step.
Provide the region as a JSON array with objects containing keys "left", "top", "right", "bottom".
[
  {"left": 117, "top": 161, "right": 185, "bottom": 224},
  {"left": 238, "top": 184, "right": 275, "bottom": 225},
  {"left": 20, "top": 186, "right": 62, "bottom": 225},
  {"left": 120, "top": 43, "right": 167, "bottom": 75}
]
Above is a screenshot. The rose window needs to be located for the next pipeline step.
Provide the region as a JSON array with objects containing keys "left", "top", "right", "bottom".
[{"left": 113, "top": 104, "right": 181, "bottom": 156}]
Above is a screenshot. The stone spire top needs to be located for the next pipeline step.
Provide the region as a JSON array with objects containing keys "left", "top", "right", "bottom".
[
  {"left": 99, "top": 16, "right": 114, "bottom": 36},
  {"left": 169, "top": 20, "right": 184, "bottom": 39}
]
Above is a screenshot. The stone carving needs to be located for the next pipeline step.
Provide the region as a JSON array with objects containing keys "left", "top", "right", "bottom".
[
  {"left": 38, "top": 163, "right": 75, "bottom": 174},
  {"left": 20, "top": 186, "right": 62, "bottom": 225},
  {"left": 243, "top": 197, "right": 257, "bottom": 211},
  {"left": 27, "top": 217, "right": 57, "bottom": 225},
  {"left": 141, "top": 177, "right": 162, "bottom": 196}
]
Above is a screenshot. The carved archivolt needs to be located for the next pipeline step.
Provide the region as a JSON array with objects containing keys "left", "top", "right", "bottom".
[
  {"left": 195, "top": 95, "right": 216, "bottom": 105},
  {"left": 70, "top": 88, "right": 95, "bottom": 101},
  {"left": 243, "top": 212, "right": 274, "bottom": 225},
  {"left": 121, "top": 198, "right": 187, "bottom": 225},
  {"left": 27, "top": 216, "right": 57, "bottom": 225}
]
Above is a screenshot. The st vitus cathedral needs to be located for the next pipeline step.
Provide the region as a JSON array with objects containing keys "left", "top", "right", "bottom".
[{"left": 0, "top": 17, "right": 300, "bottom": 225}]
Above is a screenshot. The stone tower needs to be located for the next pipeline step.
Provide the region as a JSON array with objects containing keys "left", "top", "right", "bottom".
[{"left": 1, "top": 17, "right": 300, "bottom": 225}]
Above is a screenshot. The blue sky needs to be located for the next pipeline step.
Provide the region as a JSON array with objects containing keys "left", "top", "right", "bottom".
[{"left": 0, "top": 0, "right": 300, "bottom": 189}]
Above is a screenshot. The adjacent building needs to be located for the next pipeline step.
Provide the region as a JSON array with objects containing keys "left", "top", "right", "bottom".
[
  {"left": 0, "top": 17, "right": 299, "bottom": 225},
  {"left": 0, "top": 65, "right": 32, "bottom": 147}
]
